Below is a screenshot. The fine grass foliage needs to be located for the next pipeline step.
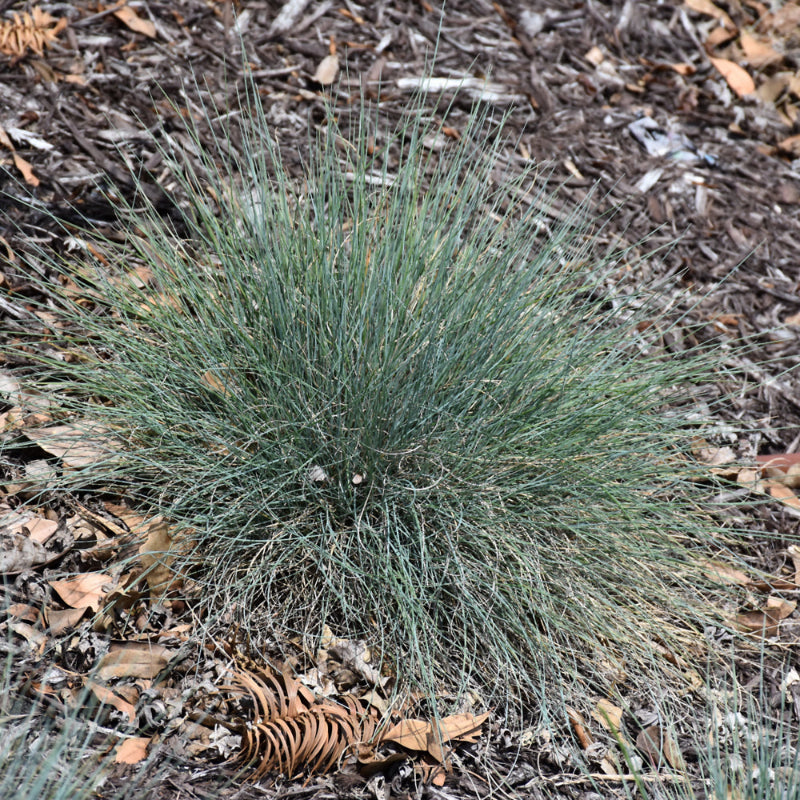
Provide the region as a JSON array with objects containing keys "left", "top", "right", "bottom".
[
  {"left": 15, "top": 86, "right": 744, "bottom": 711},
  {"left": 622, "top": 663, "right": 800, "bottom": 800},
  {"left": 0, "top": 632, "right": 142, "bottom": 799}
]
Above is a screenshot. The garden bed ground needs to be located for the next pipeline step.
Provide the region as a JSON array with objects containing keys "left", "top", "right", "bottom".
[{"left": 2, "top": 1, "right": 800, "bottom": 799}]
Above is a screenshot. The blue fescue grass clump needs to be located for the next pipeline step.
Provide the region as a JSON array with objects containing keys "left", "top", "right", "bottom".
[{"left": 24, "top": 89, "right": 739, "bottom": 709}]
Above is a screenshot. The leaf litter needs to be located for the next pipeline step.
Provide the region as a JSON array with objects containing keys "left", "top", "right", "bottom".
[{"left": 2, "top": 0, "right": 800, "bottom": 797}]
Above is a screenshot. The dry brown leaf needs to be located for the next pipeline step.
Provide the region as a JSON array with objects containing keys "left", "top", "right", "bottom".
[
  {"left": 313, "top": 54, "right": 339, "bottom": 85},
  {"left": 709, "top": 57, "right": 755, "bottom": 96},
  {"left": 764, "top": 481, "right": 800, "bottom": 510},
  {"left": 25, "top": 421, "right": 116, "bottom": 470},
  {"left": 669, "top": 62, "right": 696, "bottom": 76},
  {"left": 0, "top": 124, "right": 39, "bottom": 186},
  {"left": 138, "top": 516, "right": 178, "bottom": 597},
  {"left": 705, "top": 26, "right": 737, "bottom": 48},
  {"left": 7, "top": 603, "right": 39, "bottom": 623},
  {"left": 636, "top": 724, "right": 685, "bottom": 770},
  {"left": 8, "top": 620, "right": 47, "bottom": 654},
  {"left": 739, "top": 31, "right": 782, "bottom": 68},
  {"left": 697, "top": 445, "right": 736, "bottom": 466},
  {"left": 684, "top": 0, "right": 735, "bottom": 29},
  {"left": 0, "top": 532, "right": 50, "bottom": 574},
  {"left": 702, "top": 559, "right": 751, "bottom": 586},
  {"left": 49, "top": 572, "right": 110, "bottom": 611},
  {"left": 200, "top": 368, "right": 231, "bottom": 396},
  {"left": 566, "top": 706, "right": 594, "bottom": 749},
  {"left": 10, "top": 151, "right": 39, "bottom": 187},
  {"left": 113, "top": 4, "right": 157, "bottom": 38},
  {"left": 115, "top": 736, "right": 151, "bottom": 764},
  {"left": 778, "top": 135, "right": 800, "bottom": 157},
  {"left": 380, "top": 712, "right": 489, "bottom": 764},
  {"left": 381, "top": 718, "right": 430, "bottom": 750},
  {"left": 592, "top": 699, "right": 623, "bottom": 732},
  {"left": 439, "top": 711, "right": 490, "bottom": 742},
  {"left": 584, "top": 46, "right": 604, "bottom": 66},
  {"left": 736, "top": 598, "right": 795, "bottom": 638},
  {"left": 736, "top": 608, "right": 779, "bottom": 637},
  {"left": 46, "top": 606, "right": 88, "bottom": 635},
  {"left": 768, "top": 596, "right": 797, "bottom": 619},
  {"left": 96, "top": 641, "right": 170, "bottom": 680},
  {"left": 736, "top": 467, "right": 759, "bottom": 486},
  {"left": 769, "top": 463, "right": 800, "bottom": 488},
  {"left": 757, "top": 452, "right": 800, "bottom": 468},
  {"left": 86, "top": 680, "right": 136, "bottom": 723}
]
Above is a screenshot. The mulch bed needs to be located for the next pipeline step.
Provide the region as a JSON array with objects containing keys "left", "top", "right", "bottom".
[{"left": 2, "top": 1, "right": 800, "bottom": 798}]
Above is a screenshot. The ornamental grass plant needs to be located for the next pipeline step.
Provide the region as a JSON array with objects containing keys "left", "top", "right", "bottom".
[{"left": 14, "top": 84, "right": 747, "bottom": 714}]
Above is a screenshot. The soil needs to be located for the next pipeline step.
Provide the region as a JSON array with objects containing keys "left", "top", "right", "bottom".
[{"left": 1, "top": 1, "right": 800, "bottom": 799}]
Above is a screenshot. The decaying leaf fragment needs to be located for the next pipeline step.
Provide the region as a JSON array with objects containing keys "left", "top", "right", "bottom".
[{"left": 0, "top": 124, "right": 39, "bottom": 186}]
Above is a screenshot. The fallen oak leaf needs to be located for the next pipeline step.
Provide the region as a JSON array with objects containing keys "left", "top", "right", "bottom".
[
  {"left": 380, "top": 718, "right": 429, "bottom": 751},
  {"left": 439, "top": 711, "right": 491, "bottom": 742},
  {"left": 46, "top": 606, "right": 88, "bottom": 635},
  {"left": 138, "top": 516, "right": 180, "bottom": 598},
  {"left": 85, "top": 679, "right": 136, "bottom": 723},
  {"left": 24, "top": 420, "right": 117, "bottom": 471},
  {"left": 113, "top": 3, "right": 157, "bottom": 38},
  {"left": 115, "top": 736, "right": 151, "bottom": 764},
  {"left": 49, "top": 572, "right": 111, "bottom": 612},
  {"left": 683, "top": 0, "right": 735, "bottom": 29},
  {"left": 701, "top": 559, "right": 751, "bottom": 586},
  {"left": 709, "top": 57, "right": 755, "bottom": 97},
  {"left": 736, "top": 597, "right": 796, "bottom": 638},
  {"left": 567, "top": 706, "right": 594, "bottom": 750},
  {"left": 380, "top": 711, "right": 490, "bottom": 764},
  {"left": 763, "top": 481, "right": 800, "bottom": 511},
  {"left": 313, "top": 54, "right": 339, "bottom": 86},
  {"left": 0, "top": 532, "right": 50, "bottom": 575},
  {"left": 95, "top": 641, "right": 170, "bottom": 680}
]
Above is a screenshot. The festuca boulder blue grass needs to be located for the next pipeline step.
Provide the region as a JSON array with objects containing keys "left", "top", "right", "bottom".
[{"left": 19, "top": 86, "right": 743, "bottom": 715}]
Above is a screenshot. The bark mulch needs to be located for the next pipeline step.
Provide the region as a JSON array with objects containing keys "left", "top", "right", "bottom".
[{"left": 1, "top": 1, "right": 800, "bottom": 798}]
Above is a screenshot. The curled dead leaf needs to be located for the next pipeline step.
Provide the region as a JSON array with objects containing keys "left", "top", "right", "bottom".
[
  {"left": 702, "top": 559, "right": 751, "bottom": 586},
  {"left": 25, "top": 420, "right": 117, "bottom": 470}
]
